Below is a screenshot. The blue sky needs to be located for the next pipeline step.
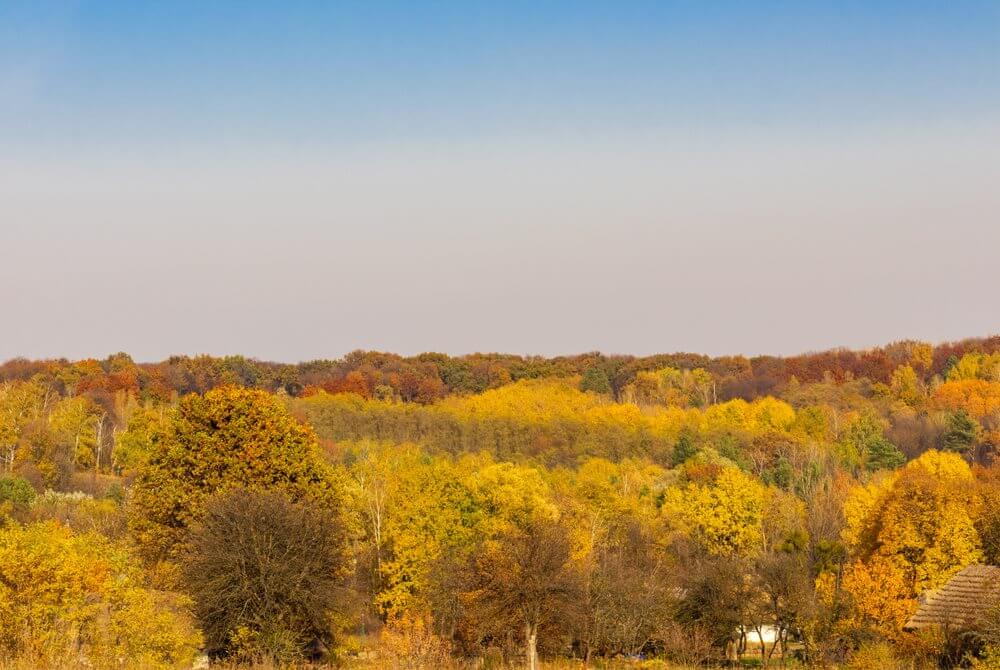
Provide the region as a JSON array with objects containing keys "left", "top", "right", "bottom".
[
  {"left": 1, "top": 2, "right": 999, "bottom": 360},
  {"left": 4, "top": 1, "right": 998, "bottom": 149}
]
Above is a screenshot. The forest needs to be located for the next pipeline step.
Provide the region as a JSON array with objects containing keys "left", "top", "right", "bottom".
[{"left": 3, "top": 336, "right": 1000, "bottom": 669}]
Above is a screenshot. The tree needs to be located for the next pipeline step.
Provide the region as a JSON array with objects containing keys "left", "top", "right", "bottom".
[
  {"left": 182, "top": 488, "right": 349, "bottom": 662},
  {"left": 129, "top": 386, "right": 341, "bottom": 562},
  {"left": 840, "top": 412, "right": 904, "bottom": 472},
  {"left": 842, "top": 450, "right": 983, "bottom": 597},
  {"left": 752, "top": 551, "right": 815, "bottom": 666},
  {"left": 0, "top": 475, "right": 35, "bottom": 519},
  {"left": 582, "top": 520, "right": 676, "bottom": 660},
  {"left": 662, "top": 465, "right": 769, "bottom": 556},
  {"left": 889, "top": 364, "right": 925, "bottom": 406},
  {"left": 465, "top": 518, "right": 582, "bottom": 670},
  {"left": 943, "top": 409, "right": 980, "bottom": 454},
  {"left": 823, "top": 556, "right": 915, "bottom": 643},
  {"left": 675, "top": 554, "right": 757, "bottom": 657},
  {"left": 672, "top": 430, "right": 699, "bottom": 466}
]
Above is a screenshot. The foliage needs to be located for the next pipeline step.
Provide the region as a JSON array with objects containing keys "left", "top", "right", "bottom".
[
  {"left": 27, "top": 490, "right": 126, "bottom": 538},
  {"left": 943, "top": 409, "right": 980, "bottom": 454},
  {"left": 0, "top": 521, "right": 201, "bottom": 668},
  {"left": 832, "top": 557, "right": 916, "bottom": 642},
  {"left": 8, "top": 336, "right": 1000, "bottom": 667},
  {"left": 377, "top": 612, "right": 456, "bottom": 670},
  {"left": 0, "top": 475, "right": 35, "bottom": 517},
  {"left": 662, "top": 465, "right": 770, "bottom": 556},
  {"left": 846, "top": 641, "right": 908, "bottom": 670},
  {"left": 463, "top": 517, "right": 583, "bottom": 670},
  {"left": 840, "top": 412, "right": 904, "bottom": 472}
]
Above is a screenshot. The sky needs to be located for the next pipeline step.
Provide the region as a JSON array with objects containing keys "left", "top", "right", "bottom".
[{"left": 1, "top": 1, "right": 999, "bottom": 362}]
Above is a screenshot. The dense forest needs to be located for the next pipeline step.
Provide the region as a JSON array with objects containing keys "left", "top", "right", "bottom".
[{"left": 4, "top": 336, "right": 1000, "bottom": 669}]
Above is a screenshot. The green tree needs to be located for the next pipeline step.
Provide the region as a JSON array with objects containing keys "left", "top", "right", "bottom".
[
  {"left": 0, "top": 475, "right": 35, "bottom": 518},
  {"left": 943, "top": 409, "right": 979, "bottom": 454},
  {"left": 841, "top": 412, "right": 904, "bottom": 472},
  {"left": 867, "top": 437, "right": 906, "bottom": 471},
  {"left": 672, "top": 431, "right": 699, "bottom": 466}
]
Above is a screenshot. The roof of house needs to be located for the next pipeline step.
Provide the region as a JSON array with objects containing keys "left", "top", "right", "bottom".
[{"left": 905, "top": 564, "right": 1000, "bottom": 631}]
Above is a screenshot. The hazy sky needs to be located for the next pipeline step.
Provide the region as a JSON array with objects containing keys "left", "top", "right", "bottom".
[{"left": 2, "top": 2, "right": 999, "bottom": 362}]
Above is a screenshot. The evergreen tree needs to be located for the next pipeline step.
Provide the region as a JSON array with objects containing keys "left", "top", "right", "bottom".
[{"left": 943, "top": 409, "right": 979, "bottom": 454}]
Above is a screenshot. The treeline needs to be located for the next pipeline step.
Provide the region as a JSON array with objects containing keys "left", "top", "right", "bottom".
[{"left": 3, "top": 335, "right": 999, "bottom": 403}]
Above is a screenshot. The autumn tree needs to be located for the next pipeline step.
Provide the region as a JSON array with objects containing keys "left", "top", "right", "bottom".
[
  {"left": 843, "top": 450, "right": 983, "bottom": 598},
  {"left": 464, "top": 517, "right": 583, "bottom": 670},
  {"left": 582, "top": 520, "right": 677, "bottom": 660},
  {"left": 129, "top": 386, "right": 341, "bottom": 562},
  {"left": 747, "top": 549, "right": 815, "bottom": 666},
  {"left": 675, "top": 553, "right": 757, "bottom": 657},
  {"left": 662, "top": 464, "right": 770, "bottom": 556}
]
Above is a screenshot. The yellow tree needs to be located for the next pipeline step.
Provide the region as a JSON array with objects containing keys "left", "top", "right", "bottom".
[
  {"left": 662, "top": 464, "right": 770, "bottom": 556},
  {"left": 818, "top": 556, "right": 915, "bottom": 642},
  {"left": 370, "top": 450, "right": 475, "bottom": 616},
  {"left": 48, "top": 396, "right": 101, "bottom": 468},
  {"left": 843, "top": 450, "right": 983, "bottom": 597},
  {"left": 889, "top": 364, "right": 925, "bottom": 407}
]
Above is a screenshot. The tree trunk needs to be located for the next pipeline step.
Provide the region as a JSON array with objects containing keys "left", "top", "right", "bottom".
[{"left": 525, "top": 623, "right": 538, "bottom": 670}]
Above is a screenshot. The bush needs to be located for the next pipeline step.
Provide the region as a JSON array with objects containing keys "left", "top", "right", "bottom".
[
  {"left": 972, "top": 646, "right": 1000, "bottom": 669},
  {"left": 656, "top": 620, "right": 715, "bottom": 667},
  {"left": 0, "top": 476, "right": 35, "bottom": 506},
  {"left": 0, "top": 476, "right": 35, "bottom": 519},
  {"left": 847, "top": 642, "right": 906, "bottom": 670},
  {"left": 27, "top": 490, "right": 126, "bottom": 538},
  {"left": 377, "top": 612, "right": 455, "bottom": 669}
]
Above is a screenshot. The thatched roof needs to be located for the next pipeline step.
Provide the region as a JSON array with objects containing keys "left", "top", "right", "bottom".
[{"left": 905, "top": 565, "right": 1000, "bottom": 631}]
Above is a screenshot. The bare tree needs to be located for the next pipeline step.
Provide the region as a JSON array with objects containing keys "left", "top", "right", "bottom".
[
  {"left": 465, "top": 518, "right": 583, "bottom": 670},
  {"left": 583, "top": 520, "right": 677, "bottom": 660},
  {"left": 182, "top": 488, "right": 349, "bottom": 663}
]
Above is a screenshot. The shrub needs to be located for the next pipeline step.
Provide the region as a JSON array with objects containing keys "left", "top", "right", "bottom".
[
  {"left": 847, "top": 642, "right": 906, "bottom": 670},
  {"left": 27, "top": 490, "right": 126, "bottom": 538},
  {"left": 0, "top": 476, "right": 35, "bottom": 519},
  {"left": 377, "top": 612, "right": 455, "bottom": 669}
]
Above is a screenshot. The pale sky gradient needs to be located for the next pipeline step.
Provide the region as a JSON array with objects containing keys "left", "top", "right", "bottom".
[{"left": 1, "top": 2, "right": 998, "bottom": 361}]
